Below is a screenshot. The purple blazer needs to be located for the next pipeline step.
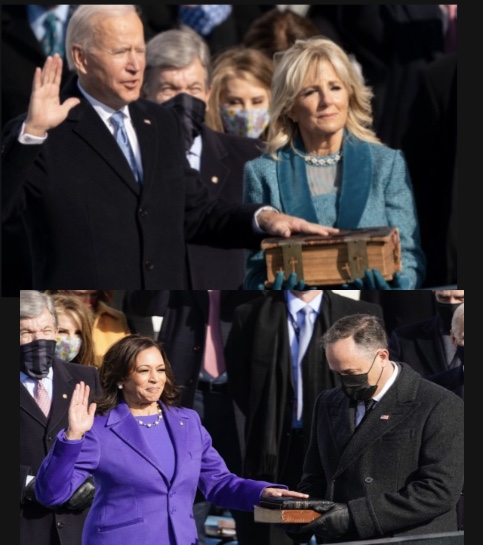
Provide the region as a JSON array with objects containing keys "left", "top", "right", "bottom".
[{"left": 35, "top": 401, "right": 280, "bottom": 545}]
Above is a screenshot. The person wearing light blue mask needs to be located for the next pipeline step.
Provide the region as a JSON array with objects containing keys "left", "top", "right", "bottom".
[{"left": 206, "top": 46, "right": 273, "bottom": 141}]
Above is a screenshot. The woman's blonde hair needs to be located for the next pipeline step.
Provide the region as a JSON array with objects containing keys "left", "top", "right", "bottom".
[
  {"left": 205, "top": 46, "right": 274, "bottom": 139},
  {"left": 265, "top": 37, "right": 380, "bottom": 158}
]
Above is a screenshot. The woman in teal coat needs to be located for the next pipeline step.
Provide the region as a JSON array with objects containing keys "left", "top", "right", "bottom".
[{"left": 243, "top": 37, "right": 426, "bottom": 290}]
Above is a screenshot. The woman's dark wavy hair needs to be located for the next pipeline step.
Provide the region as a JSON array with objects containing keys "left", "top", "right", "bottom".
[{"left": 95, "top": 334, "right": 181, "bottom": 415}]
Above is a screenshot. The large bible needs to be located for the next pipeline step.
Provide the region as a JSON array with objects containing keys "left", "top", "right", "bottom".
[
  {"left": 254, "top": 496, "right": 334, "bottom": 524},
  {"left": 261, "top": 226, "right": 401, "bottom": 287}
]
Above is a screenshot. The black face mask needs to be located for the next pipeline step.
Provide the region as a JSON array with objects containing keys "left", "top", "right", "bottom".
[
  {"left": 339, "top": 352, "right": 383, "bottom": 402},
  {"left": 162, "top": 92, "right": 206, "bottom": 151},
  {"left": 456, "top": 344, "right": 464, "bottom": 366},
  {"left": 436, "top": 302, "right": 461, "bottom": 334},
  {"left": 20, "top": 339, "right": 56, "bottom": 379}
]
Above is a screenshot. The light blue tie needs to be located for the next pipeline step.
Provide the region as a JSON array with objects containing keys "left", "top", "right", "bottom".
[
  {"left": 41, "top": 13, "right": 63, "bottom": 57},
  {"left": 296, "top": 306, "right": 314, "bottom": 421},
  {"left": 110, "top": 111, "right": 142, "bottom": 184}
]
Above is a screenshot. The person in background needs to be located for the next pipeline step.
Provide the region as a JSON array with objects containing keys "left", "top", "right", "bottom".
[
  {"left": 1, "top": 4, "right": 76, "bottom": 294},
  {"left": 401, "top": 51, "right": 457, "bottom": 288},
  {"left": 389, "top": 289, "right": 464, "bottom": 377},
  {"left": 142, "top": 27, "right": 264, "bottom": 289},
  {"left": 428, "top": 301, "right": 464, "bottom": 531},
  {"left": 224, "top": 290, "right": 383, "bottom": 545},
  {"left": 2, "top": 4, "right": 336, "bottom": 290},
  {"left": 242, "top": 36, "right": 426, "bottom": 290},
  {"left": 428, "top": 301, "right": 464, "bottom": 396},
  {"left": 138, "top": 5, "right": 270, "bottom": 57},
  {"left": 330, "top": 5, "right": 447, "bottom": 150},
  {"left": 46, "top": 290, "right": 131, "bottom": 368},
  {"left": 34, "top": 334, "right": 309, "bottom": 545},
  {"left": 1, "top": 4, "right": 74, "bottom": 128},
  {"left": 359, "top": 290, "right": 437, "bottom": 337},
  {"left": 285, "top": 313, "right": 464, "bottom": 543},
  {"left": 205, "top": 46, "right": 274, "bottom": 142},
  {"left": 51, "top": 293, "right": 97, "bottom": 367},
  {"left": 20, "top": 290, "right": 101, "bottom": 545},
  {"left": 241, "top": 7, "right": 320, "bottom": 60}
]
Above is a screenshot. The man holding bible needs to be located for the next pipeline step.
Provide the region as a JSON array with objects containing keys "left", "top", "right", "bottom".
[{"left": 286, "top": 313, "right": 464, "bottom": 543}]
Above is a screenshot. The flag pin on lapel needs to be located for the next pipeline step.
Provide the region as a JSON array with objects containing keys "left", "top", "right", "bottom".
[
  {"left": 380, "top": 414, "right": 390, "bottom": 420},
  {"left": 144, "top": 119, "right": 151, "bottom": 125}
]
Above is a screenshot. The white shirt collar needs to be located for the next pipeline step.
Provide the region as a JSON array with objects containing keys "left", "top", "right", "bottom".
[
  {"left": 286, "top": 290, "right": 323, "bottom": 321},
  {"left": 372, "top": 360, "right": 399, "bottom": 403},
  {"left": 76, "top": 80, "right": 132, "bottom": 126}
]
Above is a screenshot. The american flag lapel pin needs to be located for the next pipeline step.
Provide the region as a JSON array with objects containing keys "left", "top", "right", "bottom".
[{"left": 380, "top": 414, "right": 390, "bottom": 420}]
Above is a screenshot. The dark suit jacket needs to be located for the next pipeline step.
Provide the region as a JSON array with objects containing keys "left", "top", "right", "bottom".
[
  {"left": 20, "top": 357, "right": 101, "bottom": 545},
  {"left": 224, "top": 291, "right": 384, "bottom": 482},
  {"left": 334, "top": 5, "right": 445, "bottom": 149},
  {"left": 388, "top": 314, "right": 450, "bottom": 377},
  {"left": 1, "top": 5, "right": 73, "bottom": 127},
  {"left": 299, "top": 362, "right": 464, "bottom": 540},
  {"left": 402, "top": 52, "right": 457, "bottom": 287},
  {"left": 428, "top": 365, "right": 464, "bottom": 399},
  {"left": 187, "top": 126, "right": 263, "bottom": 289},
  {"left": 1, "top": 77, "right": 262, "bottom": 289}
]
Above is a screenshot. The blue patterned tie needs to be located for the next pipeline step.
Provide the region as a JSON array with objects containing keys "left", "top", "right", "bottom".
[
  {"left": 110, "top": 111, "right": 142, "bottom": 184},
  {"left": 296, "top": 306, "right": 314, "bottom": 421},
  {"left": 41, "top": 13, "right": 63, "bottom": 57}
]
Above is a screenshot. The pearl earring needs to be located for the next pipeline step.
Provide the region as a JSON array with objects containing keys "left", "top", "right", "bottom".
[{"left": 117, "top": 384, "right": 123, "bottom": 390}]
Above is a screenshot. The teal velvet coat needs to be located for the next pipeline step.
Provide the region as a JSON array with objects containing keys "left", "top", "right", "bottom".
[{"left": 243, "top": 133, "right": 426, "bottom": 289}]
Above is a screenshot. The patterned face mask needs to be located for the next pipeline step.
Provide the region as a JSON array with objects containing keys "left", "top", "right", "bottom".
[
  {"left": 220, "top": 106, "right": 270, "bottom": 138},
  {"left": 55, "top": 336, "right": 82, "bottom": 363}
]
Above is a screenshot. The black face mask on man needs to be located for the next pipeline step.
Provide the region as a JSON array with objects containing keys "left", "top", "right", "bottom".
[
  {"left": 436, "top": 302, "right": 461, "bottom": 334},
  {"left": 162, "top": 92, "right": 206, "bottom": 151},
  {"left": 20, "top": 339, "right": 56, "bottom": 379},
  {"left": 339, "top": 352, "right": 384, "bottom": 402}
]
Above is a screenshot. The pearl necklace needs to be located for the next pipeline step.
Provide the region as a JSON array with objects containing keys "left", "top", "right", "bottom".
[
  {"left": 297, "top": 149, "right": 343, "bottom": 167},
  {"left": 135, "top": 405, "right": 163, "bottom": 428}
]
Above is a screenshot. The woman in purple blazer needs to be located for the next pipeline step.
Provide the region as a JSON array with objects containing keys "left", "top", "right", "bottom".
[{"left": 35, "top": 334, "right": 306, "bottom": 545}]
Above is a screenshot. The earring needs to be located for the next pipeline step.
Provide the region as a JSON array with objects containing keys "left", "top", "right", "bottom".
[{"left": 117, "top": 384, "right": 123, "bottom": 390}]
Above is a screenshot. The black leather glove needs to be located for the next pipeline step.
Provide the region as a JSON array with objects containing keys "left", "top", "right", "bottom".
[
  {"left": 23, "top": 478, "right": 37, "bottom": 504},
  {"left": 61, "top": 477, "right": 95, "bottom": 511},
  {"left": 284, "top": 500, "right": 335, "bottom": 543},
  {"left": 305, "top": 503, "right": 354, "bottom": 539}
]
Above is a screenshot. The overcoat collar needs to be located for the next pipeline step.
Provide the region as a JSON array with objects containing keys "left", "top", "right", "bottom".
[{"left": 328, "top": 363, "right": 421, "bottom": 477}]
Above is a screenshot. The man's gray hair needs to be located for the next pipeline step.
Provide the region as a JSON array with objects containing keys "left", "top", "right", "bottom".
[
  {"left": 20, "top": 290, "right": 58, "bottom": 328},
  {"left": 144, "top": 27, "right": 212, "bottom": 92},
  {"left": 65, "top": 5, "right": 139, "bottom": 71},
  {"left": 451, "top": 303, "right": 464, "bottom": 344}
]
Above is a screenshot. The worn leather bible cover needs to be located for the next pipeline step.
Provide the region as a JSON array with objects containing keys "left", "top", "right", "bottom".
[
  {"left": 254, "top": 505, "right": 321, "bottom": 524},
  {"left": 258, "top": 496, "right": 332, "bottom": 510},
  {"left": 261, "top": 226, "right": 401, "bottom": 287}
]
